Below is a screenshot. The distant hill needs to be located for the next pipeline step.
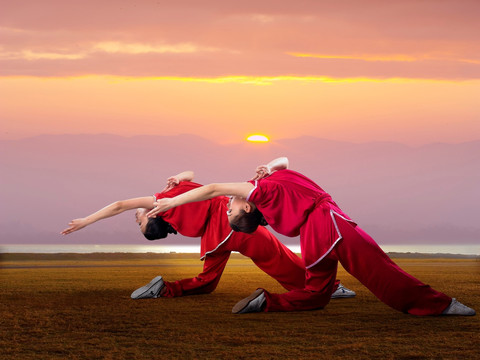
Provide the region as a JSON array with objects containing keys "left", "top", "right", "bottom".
[
  {"left": 1, "top": 252, "right": 478, "bottom": 263},
  {"left": 386, "top": 253, "right": 479, "bottom": 259},
  {"left": 1, "top": 134, "right": 479, "bottom": 246}
]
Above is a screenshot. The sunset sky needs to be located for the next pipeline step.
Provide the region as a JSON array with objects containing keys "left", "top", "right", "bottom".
[{"left": 1, "top": 0, "right": 479, "bottom": 145}]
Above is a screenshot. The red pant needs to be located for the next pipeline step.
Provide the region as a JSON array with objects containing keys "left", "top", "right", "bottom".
[
  {"left": 163, "top": 226, "right": 341, "bottom": 297},
  {"left": 264, "top": 216, "right": 452, "bottom": 315},
  {"left": 163, "top": 227, "right": 305, "bottom": 297}
]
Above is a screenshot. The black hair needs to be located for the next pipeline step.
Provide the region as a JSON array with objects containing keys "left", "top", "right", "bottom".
[
  {"left": 143, "top": 217, "right": 177, "bottom": 240},
  {"left": 230, "top": 208, "right": 268, "bottom": 234}
]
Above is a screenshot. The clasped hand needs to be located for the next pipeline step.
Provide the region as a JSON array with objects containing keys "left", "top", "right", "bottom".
[
  {"left": 147, "top": 197, "right": 174, "bottom": 218},
  {"left": 251, "top": 165, "right": 271, "bottom": 181},
  {"left": 160, "top": 175, "right": 180, "bottom": 193}
]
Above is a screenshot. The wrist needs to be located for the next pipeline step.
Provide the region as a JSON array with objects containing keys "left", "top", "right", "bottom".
[{"left": 169, "top": 196, "right": 179, "bottom": 209}]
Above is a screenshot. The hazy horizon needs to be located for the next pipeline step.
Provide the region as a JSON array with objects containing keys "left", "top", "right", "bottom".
[
  {"left": 2, "top": 132, "right": 480, "bottom": 146},
  {"left": 2, "top": 243, "right": 479, "bottom": 256}
]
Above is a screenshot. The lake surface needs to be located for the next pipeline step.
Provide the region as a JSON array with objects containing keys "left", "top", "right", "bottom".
[{"left": 1, "top": 244, "right": 479, "bottom": 255}]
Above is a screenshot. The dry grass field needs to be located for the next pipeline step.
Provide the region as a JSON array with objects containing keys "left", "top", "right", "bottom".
[{"left": 1, "top": 253, "right": 479, "bottom": 360}]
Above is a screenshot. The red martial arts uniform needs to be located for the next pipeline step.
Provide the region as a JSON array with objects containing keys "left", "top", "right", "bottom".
[
  {"left": 247, "top": 170, "right": 452, "bottom": 315},
  {"left": 152, "top": 181, "right": 310, "bottom": 297}
]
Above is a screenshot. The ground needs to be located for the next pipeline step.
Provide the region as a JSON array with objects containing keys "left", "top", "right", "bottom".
[{"left": 1, "top": 254, "right": 479, "bottom": 360}]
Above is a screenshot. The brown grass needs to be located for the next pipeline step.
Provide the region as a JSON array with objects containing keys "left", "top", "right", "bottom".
[{"left": 1, "top": 254, "right": 479, "bottom": 360}]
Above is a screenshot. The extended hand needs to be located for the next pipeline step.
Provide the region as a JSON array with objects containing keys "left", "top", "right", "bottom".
[
  {"left": 160, "top": 176, "right": 180, "bottom": 193},
  {"left": 147, "top": 198, "right": 174, "bottom": 218},
  {"left": 61, "top": 218, "right": 89, "bottom": 235},
  {"left": 251, "top": 165, "right": 271, "bottom": 181}
]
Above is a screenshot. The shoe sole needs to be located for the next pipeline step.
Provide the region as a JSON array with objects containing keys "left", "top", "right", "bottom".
[
  {"left": 331, "top": 293, "right": 356, "bottom": 299},
  {"left": 131, "top": 276, "right": 163, "bottom": 299},
  {"left": 232, "top": 288, "right": 264, "bottom": 314}
]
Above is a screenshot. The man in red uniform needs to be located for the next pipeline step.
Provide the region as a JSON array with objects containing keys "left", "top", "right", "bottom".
[
  {"left": 132, "top": 178, "right": 355, "bottom": 300},
  {"left": 62, "top": 171, "right": 355, "bottom": 303},
  {"left": 147, "top": 159, "right": 475, "bottom": 316},
  {"left": 132, "top": 180, "right": 309, "bottom": 298}
]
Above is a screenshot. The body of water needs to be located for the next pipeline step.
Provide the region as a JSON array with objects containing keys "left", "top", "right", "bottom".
[{"left": 1, "top": 244, "right": 479, "bottom": 255}]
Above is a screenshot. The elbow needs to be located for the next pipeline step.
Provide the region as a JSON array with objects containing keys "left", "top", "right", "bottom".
[
  {"left": 208, "top": 183, "right": 224, "bottom": 197},
  {"left": 179, "top": 170, "right": 195, "bottom": 182},
  {"left": 270, "top": 157, "right": 289, "bottom": 171},
  {"left": 112, "top": 201, "right": 125, "bottom": 213}
]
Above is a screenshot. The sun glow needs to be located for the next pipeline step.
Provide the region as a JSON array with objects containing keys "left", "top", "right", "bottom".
[{"left": 247, "top": 134, "right": 269, "bottom": 142}]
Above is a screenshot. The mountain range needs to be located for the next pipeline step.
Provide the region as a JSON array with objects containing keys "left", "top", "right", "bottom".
[{"left": 1, "top": 134, "right": 478, "bottom": 247}]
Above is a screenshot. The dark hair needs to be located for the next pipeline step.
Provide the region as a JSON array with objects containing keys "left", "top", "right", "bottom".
[
  {"left": 143, "top": 217, "right": 177, "bottom": 240},
  {"left": 230, "top": 208, "right": 268, "bottom": 234}
]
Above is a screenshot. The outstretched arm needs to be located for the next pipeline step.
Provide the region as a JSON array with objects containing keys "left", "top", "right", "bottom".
[
  {"left": 61, "top": 196, "right": 155, "bottom": 235},
  {"left": 252, "top": 157, "right": 289, "bottom": 180},
  {"left": 160, "top": 171, "right": 195, "bottom": 193},
  {"left": 147, "top": 182, "right": 254, "bottom": 218}
]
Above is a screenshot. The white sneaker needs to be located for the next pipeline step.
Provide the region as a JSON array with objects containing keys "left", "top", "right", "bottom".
[
  {"left": 442, "top": 298, "right": 476, "bottom": 316},
  {"left": 331, "top": 283, "right": 356, "bottom": 299},
  {"left": 232, "top": 289, "right": 266, "bottom": 314},
  {"left": 131, "top": 276, "right": 165, "bottom": 299}
]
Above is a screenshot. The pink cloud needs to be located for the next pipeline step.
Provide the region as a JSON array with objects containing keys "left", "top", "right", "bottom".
[
  {"left": 1, "top": 1, "right": 479, "bottom": 78},
  {"left": 1, "top": 51, "right": 479, "bottom": 80}
]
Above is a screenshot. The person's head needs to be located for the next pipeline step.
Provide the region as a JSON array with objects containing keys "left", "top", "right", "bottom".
[
  {"left": 135, "top": 208, "right": 177, "bottom": 240},
  {"left": 226, "top": 196, "right": 267, "bottom": 233}
]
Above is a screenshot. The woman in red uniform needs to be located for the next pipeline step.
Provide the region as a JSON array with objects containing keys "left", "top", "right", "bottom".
[
  {"left": 147, "top": 158, "right": 475, "bottom": 316},
  {"left": 61, "top": 171, "right": 355, "bottom": 302}
]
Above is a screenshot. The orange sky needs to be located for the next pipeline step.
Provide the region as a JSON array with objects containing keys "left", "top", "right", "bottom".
[{"left": 1, "top": 1, "right": 479, "bottom": 144}]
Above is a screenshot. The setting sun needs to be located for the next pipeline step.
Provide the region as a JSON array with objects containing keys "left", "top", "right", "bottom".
[{"left": 247, "top": 134, "right": 270, "bottom": 142}]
